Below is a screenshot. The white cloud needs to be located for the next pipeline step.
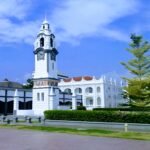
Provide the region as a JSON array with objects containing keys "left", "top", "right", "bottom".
[
  {"left": 100, "top": 28, "right": 129, "bottom": 42},
  {"left": 0, "top": 0, "right": 141, "bottom": 46},
  {"left": 0, "top": 0, "right": 31, "bottom": 20},
  {"left": 0, "top": 0, "right": 40, "bottom": 45},
  {"left": 0, "top": 18, "right": 40, "bottom": 45},
  {"left": 50, "top": 0, "right": 140, "bottom": 44}
]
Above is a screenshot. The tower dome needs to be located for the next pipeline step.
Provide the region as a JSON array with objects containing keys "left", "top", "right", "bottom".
[
  {"left": 39, "top": 18, "right": 51, "bottom": 35},
  {"left": 42, "top": 19, "right": 49, "bottom": 24}
]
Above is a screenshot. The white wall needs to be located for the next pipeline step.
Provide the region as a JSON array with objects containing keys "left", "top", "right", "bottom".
[
  {"left": 57, "top": 106, "right": 71, "bottom": 110},
  {"left": 32, "top": 88, "right": 49, "bottom": 116},
  {"left": 16, "top": 110, "right": 34, "bottom": 116},
  {"left": 59, "top": 76, "right": 124, "bottom": 109}
]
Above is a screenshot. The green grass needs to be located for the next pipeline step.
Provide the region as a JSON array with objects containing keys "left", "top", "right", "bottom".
[
  {"left": 17, "top": 120, "right": 39, "bottom": 123},
  {"left": 0, "top": 124, "right": 150, "bottom": 140}
]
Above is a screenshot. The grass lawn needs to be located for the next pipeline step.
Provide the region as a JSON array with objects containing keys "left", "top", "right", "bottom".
[{"left": 0, "top": 124, "right": 150, "bottom": 141}]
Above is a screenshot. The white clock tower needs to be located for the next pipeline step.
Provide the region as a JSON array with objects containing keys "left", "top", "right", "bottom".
[{"left": 32, "top": 19, "right": 59, "bottom": 116}]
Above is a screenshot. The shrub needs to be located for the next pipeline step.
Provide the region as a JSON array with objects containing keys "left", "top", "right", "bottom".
[
  {"left": 44, "top": 110, "right": 150, "bottom": 124},
  {"left": 93, "top": 107, "right": 150, "bottom": 111},
  {"left": 77, "top": 106, "right": 86, "bottom": 110}
]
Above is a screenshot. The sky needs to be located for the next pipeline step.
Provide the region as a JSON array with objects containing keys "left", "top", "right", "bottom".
[{"left": 0, "top": 0, "right": 150, "bottom": 83}]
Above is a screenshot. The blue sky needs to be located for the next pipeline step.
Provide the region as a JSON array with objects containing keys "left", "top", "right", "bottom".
[{"left": 0, "top": 0, "right": 150, "bottom": 83}]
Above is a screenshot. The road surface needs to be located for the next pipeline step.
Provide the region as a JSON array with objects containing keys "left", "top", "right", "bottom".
[{"left": 0, "top": 128, "right": 149, "bottom": 150}]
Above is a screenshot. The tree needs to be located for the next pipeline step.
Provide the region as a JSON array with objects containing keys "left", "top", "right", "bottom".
[
  {"left": 121, "top": 34, "right": 150, "bottom": 106},
  {"left": 23, "top": 78, "right": 33, "bottom": 89}
]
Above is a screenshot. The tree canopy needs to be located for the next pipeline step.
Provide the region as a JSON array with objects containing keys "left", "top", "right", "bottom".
[
  {"left": 23, "top": 78, "right": 33, "bottom": 89},
  {"left": 121, "top": 34, "right": 150, "bottom": 107}
]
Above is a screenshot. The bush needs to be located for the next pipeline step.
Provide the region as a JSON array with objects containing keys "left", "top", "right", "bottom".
[
  {"left": 77, "top": 106, "right": 86, "bottom": 110},
  {"left": 44, "top": 110, "right": 150, "bottom": 124},
  {"left": 93, "top": 107, "right": 150, "bottom": 111}
]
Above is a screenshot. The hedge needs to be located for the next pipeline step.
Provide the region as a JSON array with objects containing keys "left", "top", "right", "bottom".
[
  {"left": 93, "top": 107, "right": 150, "bottom": 111},
  {"left": 77, "top": 106, "right": 86, "bottom": 110},
  {"left": 44, "top": 110, "right": 150, "bottom": 124}
]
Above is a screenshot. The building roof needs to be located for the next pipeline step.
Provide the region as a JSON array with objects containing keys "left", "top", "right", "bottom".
[
  {"left": 0, "top": 79, "right": 23, "bottom": 89},
  {"left": 63, "top": 76, "right": 93, "bottom": 82}
]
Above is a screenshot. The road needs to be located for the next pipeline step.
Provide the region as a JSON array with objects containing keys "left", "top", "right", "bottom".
[{"left": 0, "top": 128, "right": 149, "bottom": 150}]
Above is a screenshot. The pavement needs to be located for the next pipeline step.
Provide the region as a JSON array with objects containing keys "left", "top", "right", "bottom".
[{"left": 0, "top": 128, "right": 149, "bottom": 150}]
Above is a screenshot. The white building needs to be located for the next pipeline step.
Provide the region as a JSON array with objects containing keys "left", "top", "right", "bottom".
[
  {"left": 31, "top": 19, "right": 125, "bottom": 114},
  {"left": 0, "top": 19, "right": 125, "bottom": 116},
  {"left": 0, "top": 79, "right": 32, "bottom": 115},
  {"left": 59, "top": 76, "right": 124, "bottom": 110},
  {"left": 32, "top": 18, "right": 60, "bottom": 116}
]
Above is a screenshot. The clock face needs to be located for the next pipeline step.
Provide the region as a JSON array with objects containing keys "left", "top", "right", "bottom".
[
  {"left": 37, "top": 51, "right": 45, "bottom": 60},
  {"left": 51, "top": 52, "right": 56, "bottom": 61}
]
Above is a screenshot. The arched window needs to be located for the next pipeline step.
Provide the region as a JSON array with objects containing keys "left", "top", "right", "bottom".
[
  {"left": 85, "top": 87, "right": 93, "bottom": 93},
  {"left": 86, "top": 97, "right": 93, "bottom": 106},
  {"left": 97, "top": 87, "right": 101, "bottom": 93},
  {"left": 97, "top": 97, "right": 101, "bottom": 105},
  {"left": 50, "top": 38, "right": 53, "bottom": 47},
  {"left": 108, "top": 87, "right": 111, "bottom": 91},
  {"left": 75, "top": 88, "right": 82, "bottom": 94},
  {"left": 40, "top": 37, "right": 44, "bottom": 47},
  {"left": 108, "top": 95, "right": 111, "bottom": 99},
  {"left": 43, "top": 25, "right": 45, "bottom": 29},
  {"left": 114, "top": 95, "right": 116, "bottom": 100},
  {"left": 64, "top": 88, "right": 72, "bottom": 94}
]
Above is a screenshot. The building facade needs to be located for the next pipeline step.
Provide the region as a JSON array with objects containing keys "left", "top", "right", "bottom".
[
  {"left": 59, "top": 76, "right": 124, "bottom": 110},
  {"left": 0, "top": 19, "right": 125, "bottom": 116},
  {"left": 31, "top": 19, "right": 125, "bottom": 113},
  {"left": 0, "top": 79, "right": 32, "bottom": 115}
]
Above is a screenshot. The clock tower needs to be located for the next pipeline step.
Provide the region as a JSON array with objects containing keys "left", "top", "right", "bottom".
[{"left": 32, "top": 19, "right": 59, "bottom": 116}]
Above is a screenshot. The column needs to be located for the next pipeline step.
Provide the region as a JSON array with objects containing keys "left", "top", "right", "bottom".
[
  {"left": 53, "top": 87, "right": 59, "bottom": 109},
  {"left": 72, "top": 93, "right": 77, "bottom": 110},
  {"left": 93, "top": 86, "right": 97, "bottom": 108},
  {"left": 49, "top": 87, "right": 58, "bottom": 110},
  {"left": 82, "top": 87, "right": 86, "bottom": 107},
  {"left": 13, "top": 89, "right": 19, "bottom": 115}
]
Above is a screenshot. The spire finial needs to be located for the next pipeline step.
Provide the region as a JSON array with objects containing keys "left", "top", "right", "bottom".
[
  {"left": 43, "top": 12, "right": 49, "bottom": 24},
  {"left": 44, "top": 12, "right": 47, "bottom": 22}
]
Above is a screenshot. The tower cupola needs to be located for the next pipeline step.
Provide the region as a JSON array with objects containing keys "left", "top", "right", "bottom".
[
  {"left": 39, "top": 18, "right": 51, "bottom": 35},
  {"left": 34, "top": 18, "right": 56, "bottom": 50},
  {"left": 33, "top": 18, "right": 58, "bottom": 79}
]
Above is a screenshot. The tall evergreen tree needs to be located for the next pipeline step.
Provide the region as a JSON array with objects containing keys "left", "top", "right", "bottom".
[
  {"left": 121, "top": 34, "right": 150, "bottom": 106},
  {"left": 121, "top": 34, "right": 150, "bottom": 80}
]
